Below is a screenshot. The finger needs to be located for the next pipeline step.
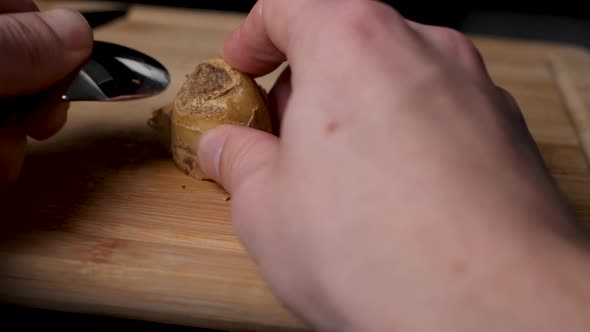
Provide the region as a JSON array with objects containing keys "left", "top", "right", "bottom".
[
  {"left": 220, "top": 0, "right": 293, "bottom": 76},
  {"left": 494, "top": 86, "right": 531, "bottom": 137},
  {"left": 24, "top": 101, "right": 69, "bottom": 141},
  {"left": 496, "top": 86, "right": 520, "bottom": 114},
  {"left": 0, "top": 123, "right": 26, "bottom": 187},
  {"left": 23, "top": 69, "right": 80, "bottom": 140},
  {"left": 198, "top": 124, "right": 279, "bottom": 195},
  {"left": 0, "top": 0, "right": 38, "bottom": 13},
  {"left": 221, "top": 0, "right": 421, "bottom": 89},
  {"left": 0, "top": 8, "right": 93, "bottom": 98},
  {"left": 495, "top": 85, "right": 527, "bottom": 123},
  {"left": 267, "top": 66, "right": 292, "bottom": 134},
  {"left": 495, "top": 85, "right": 533, "bottom": 137},
  {"left": 407, "top": 21, "right": 490, "bottom": 79},
  {"left": 495, "top": 85, "right": 547, "bottom": 167},
  {"left": 198, "top": 125, "right": 280, "bottom": 274}
]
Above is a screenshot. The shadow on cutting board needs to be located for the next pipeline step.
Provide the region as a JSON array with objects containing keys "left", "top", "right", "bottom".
[
  {"left": 0, "top": 125, "right": 172, "bottom": 240},
  {"left": 0, "top": 125, "right": 232, "bottom": 330},
  {"left": 0, "top": 302, "right": 222, "bottom": 331}
]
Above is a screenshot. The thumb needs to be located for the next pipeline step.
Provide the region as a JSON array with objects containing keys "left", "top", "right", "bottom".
[
  {"left": 198, "top": 125, "right": 279, "bottom": 195},
  {"left": 0, "top": 8, "right": 93, "bottom": 98},
  {"left": 0, "top": 123, "right": 26, "bottom": 188}
]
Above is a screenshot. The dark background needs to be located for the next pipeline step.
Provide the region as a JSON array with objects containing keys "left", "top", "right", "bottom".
[
  {"left": 118, "top": 0, "right": 590, "bottom": 49},
  {"left": 121, "top": 0, "right": 590, "bottom": 23}
]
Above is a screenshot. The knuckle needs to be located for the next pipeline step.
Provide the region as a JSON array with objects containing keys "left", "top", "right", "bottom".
[
  {"left": 333, "top": 0, "right": 403, "bottom": 39},
  {"left": 437, "top": 28, "right": 471, "bottom": 50},
  {"left": 436, "top": 27, "right": 483, "bottom": 65}
]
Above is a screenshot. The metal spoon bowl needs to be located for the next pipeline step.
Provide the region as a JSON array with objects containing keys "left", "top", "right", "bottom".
[
  {"left": 0, "top": 41, "right": 171, "bottom": 127},
  {"left": 63, "top": 41, "right": 171, "bottom": 102}
]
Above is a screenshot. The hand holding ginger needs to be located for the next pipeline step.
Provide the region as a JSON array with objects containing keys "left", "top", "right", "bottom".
[{"left": 191, "top": 1, "right": 590, "bottom": 331}]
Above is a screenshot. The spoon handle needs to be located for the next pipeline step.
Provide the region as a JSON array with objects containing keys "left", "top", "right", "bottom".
[{"left": 61, "top": 65, "right": 109, "bottom": 102}]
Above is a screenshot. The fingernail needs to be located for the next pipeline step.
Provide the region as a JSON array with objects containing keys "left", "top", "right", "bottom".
[
  {"left": 198, "top": 129, "right": 227, "bottom": 181},
  {"left": 39, "top": 8, "right": 93, "bottom": 50}
]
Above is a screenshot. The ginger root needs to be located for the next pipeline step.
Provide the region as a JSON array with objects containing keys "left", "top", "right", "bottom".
[{"left": 159, "top": 58, "right": 272, "bottom": 180}]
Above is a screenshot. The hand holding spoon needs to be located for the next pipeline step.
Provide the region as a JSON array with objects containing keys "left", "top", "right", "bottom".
[{"left": 0, "top": 40, "right": 171, "bottom": 126}]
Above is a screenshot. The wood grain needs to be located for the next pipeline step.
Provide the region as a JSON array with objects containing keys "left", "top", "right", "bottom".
[
  {"left": 2, "top": 2, "right": 590, "bottom": 331},
  {"left": 472, "top": 36, "right": 590, "bottom": 223}
]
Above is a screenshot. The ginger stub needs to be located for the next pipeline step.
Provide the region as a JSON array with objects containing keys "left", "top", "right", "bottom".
[{"left": 157, "top": 58, "right": 272, "bottom": 180}]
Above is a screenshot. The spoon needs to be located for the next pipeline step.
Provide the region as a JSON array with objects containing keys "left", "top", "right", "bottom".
[
  {"left": 62, "top": 40, "right": 171, "bottom": 102},
  {"left": 0, "top": 41, "right": 171, "bottom": 127}
]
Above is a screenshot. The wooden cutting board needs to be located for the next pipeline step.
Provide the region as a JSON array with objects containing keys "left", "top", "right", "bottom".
[{"left": 2, "top": 2, "right": 590, "bottom": 331}]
